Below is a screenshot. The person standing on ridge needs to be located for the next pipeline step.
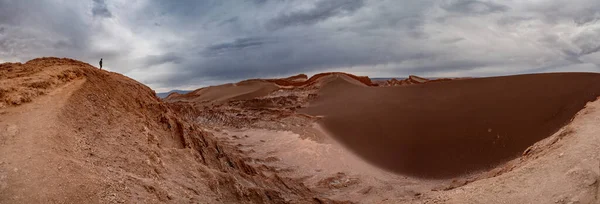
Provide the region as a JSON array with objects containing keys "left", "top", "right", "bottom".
[{"left": 99, "top": 58, "right": 103, "bottom": 70}]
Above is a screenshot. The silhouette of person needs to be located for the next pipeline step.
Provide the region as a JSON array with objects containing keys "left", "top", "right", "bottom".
[{"left": 99, "top": 58, "right": 103, "bottom": 70}]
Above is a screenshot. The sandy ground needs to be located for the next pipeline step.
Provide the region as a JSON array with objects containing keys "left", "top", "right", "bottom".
[
  {"left": 1, "top": 58, "right": 599, "bottom": 203},
  {"left": 0, "top": 79, "right": 95, "bottom": 202},
  {"left": 0, "top": 58, "right": 340, "bottom": 203},
  {"left": 176, "top": 72, "right": 600, "bottom": 203},
  {"left": 197, "top": 95, "right": 600, "bottom": 204},
  {"left": 301, "top": 73, "right": 600, "bottom": 178},
  {"left": 208, "top": 126, "right": 449, "bottom": 203},
  {"left": 440, "top": 98, "right": 600, "bottom": 204}
]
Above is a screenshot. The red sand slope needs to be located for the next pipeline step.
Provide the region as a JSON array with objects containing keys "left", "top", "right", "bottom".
[
  {"left": 0, "top": 58, "right": 337, "bottom": 203},
  {"left": 166, "top": 72, "right": 375, "bottom": 104},
  {"left": 300, "top": 73, "right": 600, "bottom": 178},
  {"left": 266, "top": 72, "right": 375, "bottom": 87},
  {"left": 165, "top": 80, "right": 279, "bottom": 104},
  {"left": 374, "top": 75, "right": 464, "bottom": 86}
]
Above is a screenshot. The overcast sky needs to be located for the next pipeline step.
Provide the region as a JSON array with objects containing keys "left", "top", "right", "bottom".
[{"left": 1, "top": 0, "right": 600, "bottom": 92}]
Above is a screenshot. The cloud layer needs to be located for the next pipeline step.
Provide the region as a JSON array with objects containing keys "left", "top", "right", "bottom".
[{"left": 1, "top": 0, "right": 599, "bottom": 91}]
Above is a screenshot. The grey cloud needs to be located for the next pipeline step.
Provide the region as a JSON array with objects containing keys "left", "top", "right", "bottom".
[
  {"left": 579, "top": 46, "right": 600, "bottom": 56},
  {"left": 3, "top": 0, "right": 600, "bottom": 92},
  {"left": 218, "top": 16, "right": 239, "bottom": 26},
  {"left": 92, "top": 0, "right": 112, "bottom": 18},
  {"left": 573, "top": 9, "right": 600, "bottom": 25},
  {"left": 572, "top": 28, "right": 600, "bottom": 56},
  {"left": 0, "top": 1, "right": 91, "bottom": 60},
  {"left": 440, "top": 37, "right": 464, "bottom": 44},
  {"left": 561, "top": 49, "right": 585, "bottom": 63},
  {"left": 403, "top": 60, "right": 486, "bottom": 75},
  {"left": 153, "top": 39, "right": 440, "bottom": 87},
  {"left": 267, "top": 0, "right": 365, "bottom": 30},
  {"left": 250, "top": 0, "right": 267, "bottom": 5},
  {"left": 442, "top": 0, "right": 509, "bottom": 15},
  {"left": 497, "top": 16, "right": 534, "bottom": 26},
  {"left": 144, "top": 53, "right": 184, "bottom": 67},
  {"left": 529, "top": 1, "right": 600, "bottom": 25},
  {"left": 203, "top": 37, "right": 275, "bottom": 56}
]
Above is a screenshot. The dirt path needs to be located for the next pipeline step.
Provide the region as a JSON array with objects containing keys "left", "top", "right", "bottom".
[{"left": 0, "top": 79, "right": 93, "bottom": 203}]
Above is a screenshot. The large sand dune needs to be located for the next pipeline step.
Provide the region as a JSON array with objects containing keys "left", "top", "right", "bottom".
[
  {"left": 2, "top": 58, "right": 599, "bottom": 203},
  {"left": 301, "top": 73, "right": 600, "bottom": 178}
]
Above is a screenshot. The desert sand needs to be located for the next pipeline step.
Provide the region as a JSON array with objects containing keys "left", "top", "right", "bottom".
[
  {"left": 1, "top": 58, "right": 599, "bottom": 203},
  {"left": 301, "top": 73, "right": 600, "bottom": 178}
]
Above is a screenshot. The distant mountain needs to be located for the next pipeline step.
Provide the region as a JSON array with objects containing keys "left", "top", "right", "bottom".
[
  {"left": 370, "top": 77, "right": 407, "bottom": 81},
  {"left": 156, "top": 90, "right": 191, "bottom": 98},
  {"left": 371, "top": 77, "right": 450, "bottom": 81}
]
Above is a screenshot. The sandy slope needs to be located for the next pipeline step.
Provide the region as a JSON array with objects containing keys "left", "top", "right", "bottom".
[
  {"left": 2, "top": 58, "right": 599, "bottom": 203},
  {"left": 0, "top": 58, "right": 340, "bottom": 203},
  {"left": 173, "top": 72, "right": 599, "bottom": 203},
  {"left": 0, "top": 79, "right": 94, "bottom": 202},
  {"left": 438, "top": 99, "right": 600, "bottom": 203},
  {"left": 164, "top": 80, "right": 279, "bottom": 105},
  {"left": 301, "top": 73, "right": 600, "bottom": 178}
]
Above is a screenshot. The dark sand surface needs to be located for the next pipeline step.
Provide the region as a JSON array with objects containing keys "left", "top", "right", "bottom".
[{"left": 301, "top": 73, "right": 600, "bottom": 178}]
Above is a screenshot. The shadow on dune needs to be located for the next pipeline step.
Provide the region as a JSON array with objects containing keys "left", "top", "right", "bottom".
[{"left": 300, "top": 73, "right": 600, "bottom": 178}]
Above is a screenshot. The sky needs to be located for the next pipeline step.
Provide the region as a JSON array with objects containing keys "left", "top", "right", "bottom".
[{"left": 1, "top": 0, "right": 600, "bottom": 92}]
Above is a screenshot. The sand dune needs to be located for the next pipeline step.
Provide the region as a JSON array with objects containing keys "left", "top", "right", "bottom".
[
  {"left": 373, "top": 75, "right": 466, "bottom": 87},
  {"left": 166, "top": 72, "right": 374, "bottom": 104},
  {"left": 264, "top": 72, "right": 375, "bottom": 87},
  {"left": 301, "top": 73, "right": 600, "bottom": 178},
  {"left": 165, "top": 80, "right": 279, "bottom": 104},
  {"left": 3, "top": 57, "right": 600, "bottom": 203}
]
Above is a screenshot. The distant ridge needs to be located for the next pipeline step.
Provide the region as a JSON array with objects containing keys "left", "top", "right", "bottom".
[{"left": 156, "top": 89, "right": 191, "bottom": 98}]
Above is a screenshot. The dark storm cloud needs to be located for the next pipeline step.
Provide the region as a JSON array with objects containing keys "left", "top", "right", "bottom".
[
  {"left": 442, "top": 0, "right": 509, "bottom": 15},
  {"left": 267, "top": 0, "right": 365, "bottom": 30},
  {"left": 92, "top": 0, "right": 112, "bottom": 18}
]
